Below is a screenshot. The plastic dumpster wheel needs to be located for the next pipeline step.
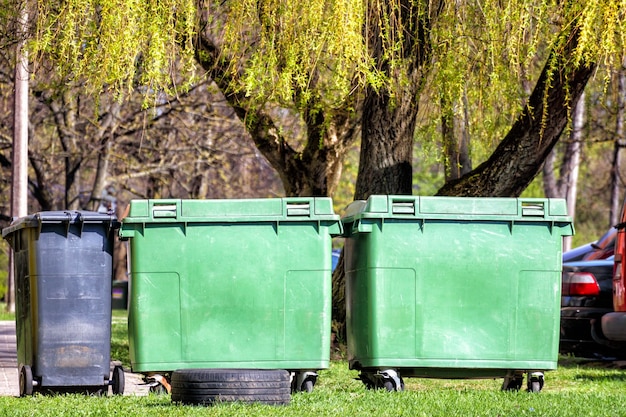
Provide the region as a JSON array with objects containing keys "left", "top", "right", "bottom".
[
  {"left": 527, "top": 373, "right": 544, "bottom": 393},
  {"left": 112, "top": 365, "right": 125, "bottom": 395},
  {"left": 359, "top": 372, "right": 404, "bottom": 391},
  {"left": 383, "top": 380, "right": 395, "bottom": 392},
  {"left": 301, "top": 378, "right": 314, "bottom": 393},
  {"left": 501, "top": 373, "right": 524, "bottom": 391},
  {"left": 170, "top": 369, "right": 291, "bottom": 406},
  {"left": 291, "top": 372, "right": 317, "bottom": 393},
  {"left": 19, "top": 365, "right": 33, "bottom": 397},
  {"left": 382, "top": 376, "right": 404, "bottom": 392}
]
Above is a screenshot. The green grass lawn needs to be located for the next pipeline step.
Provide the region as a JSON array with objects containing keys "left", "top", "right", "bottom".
[
  {"left": 0, "top": 303, "right": 14, "bottom": 321},
  {"left": 0, "top": 311, "right": 625, "bottom": 416},
  {"left": 0, "top": 360, "right": 625, "bottom": 416}
]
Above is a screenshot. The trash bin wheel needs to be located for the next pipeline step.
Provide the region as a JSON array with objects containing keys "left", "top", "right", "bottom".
[
  {"left": 301, "top": 378, "right": 314, "bottom": 393},
  {"left": 111, "top": 365, "right": 125, "bottom": 395},
  {"left": 19, "top": 365, "right": 33, "bottom": 397},
  {"left": 359, "top": 371, "right": 404, "bottom": 392},
  {"left": 501, "top": 372, "right": 524, "bottom": 391},
  {"left": 383, "top": 379, "right": 395, "bottom": 392},
  {"left": 290, "top": 371, "right": 317, "bottom": 393},
  {"left": 527, "top": 372, "right": 544, "bottom": 393},
  {"left": 170, "top": 369, "right": 291, "bottom": 406},
  {"left": 382, "top": 374, "right": 404, "bottom": 392}
]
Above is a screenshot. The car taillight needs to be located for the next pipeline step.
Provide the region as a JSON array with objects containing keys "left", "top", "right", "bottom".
[{"left": 562, "top": 272, "right": 600, "bottom": 296}]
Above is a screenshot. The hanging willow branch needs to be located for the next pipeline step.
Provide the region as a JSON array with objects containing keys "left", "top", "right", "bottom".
[
  {"left": 32, "top": 0, "right": 198, "bottom": 97},
  {"left": 29, "top": 0, "right": 626, "bottom": 113}
]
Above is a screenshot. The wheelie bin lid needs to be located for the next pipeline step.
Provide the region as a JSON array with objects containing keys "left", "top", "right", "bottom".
[{"left": 2, "top": 210, "right": 119, "bottom": 243}]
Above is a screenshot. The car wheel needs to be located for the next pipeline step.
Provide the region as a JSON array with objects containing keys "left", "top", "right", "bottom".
[{"left": 170, "top": 369, "right": 291, "bottom": 406}]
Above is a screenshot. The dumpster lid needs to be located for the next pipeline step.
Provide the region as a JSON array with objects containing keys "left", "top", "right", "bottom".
[
  {"left": 2, "top": 210, "right": 119, "bottom": 239},
  {"left": 341, "top": 195, "right": 573, "bottom": 223},
  {"left": 121, "top": 198, "right": 341, "bottom": 223}
]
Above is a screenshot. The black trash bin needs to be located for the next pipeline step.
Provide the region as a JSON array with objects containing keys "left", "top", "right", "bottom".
[{"left": 2, "top": 211, "right": 124, "bottom": 396}]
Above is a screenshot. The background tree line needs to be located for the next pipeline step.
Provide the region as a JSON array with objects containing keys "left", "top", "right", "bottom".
[{"left": 0, "top": 1, "right": 624, "bottom": 325}]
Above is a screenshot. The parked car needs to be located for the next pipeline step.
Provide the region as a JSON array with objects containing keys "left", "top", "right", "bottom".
[
  {"left": 560, "top": 257, "right": 621, "bottom": 358},
  {"left": 332, "top": 249, "right": 341, "bottom": 272},
  {"left": 562, "top": 228, "right": 616, "bottom": 263},
  {"left": 560, "top": 209, "right": 626, "bottom": 358},
  {"left": 600, "top": 199, "right": 626, "bottom": 345},
  {"left": 562, "top": 242, "right": 595, "bottom": 263},
  {"left": 583, "top": 228, "right": 617, "bottom": 261}
]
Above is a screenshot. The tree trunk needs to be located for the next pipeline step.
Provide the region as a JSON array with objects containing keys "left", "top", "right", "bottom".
[
  {"left": 542, "top": 149, "right": 559, "bottom": 197},
  {"left": 89, "top": 102, "right": 121, "bottom": 212},
  {"left": 49, "top": 91, "right": 83, "bottom": 209},
  {"left": 437, "top": 29, "right": 595, "bottom": 197},
  {"left": 442, "top": 91, "right": 472, "bottom": 181},
  {"left": 563, "top": 92, "right": 584, "bottom": 251},
  {"left": 333, "top": 0, "right": 441, "bottom": 340},
  {"left": 354, "top": 87, "right": 416, "bottom": 199},
  {"left": 542, "top": 90, "right": 584, "bottom": 253},
  {"left": 194, "top": 34, "right": 359, "bottom": 198},
  {"left": 610, "top": 62, "right": 626, "bottom": 227}
]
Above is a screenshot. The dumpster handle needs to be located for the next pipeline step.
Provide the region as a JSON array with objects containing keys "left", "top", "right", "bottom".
[
  {"left": 152, "top": 204, "right": 178, "bottom": 219},
  {"left": 286, "top": 201, "right": 311, "bottom": 217},
  {"left": 391, "top": 199, "right": 415, "bottom": 215},
  {"left": 521, "top": 201, "right": 545, "bottom": 217}
]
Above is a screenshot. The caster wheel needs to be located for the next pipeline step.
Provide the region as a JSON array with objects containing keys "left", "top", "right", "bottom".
[
  {"left": 112, "top": 365, "right": 125, "bottom": 395},
  {"left": 301, "top": 378, "right": 314, "bottom": 393},
  {"left": 527, "top": 372, "right": 544, "bottom": 393},
  {"left": 19, "top": 365, "right": 33, "bottom": 397},
  {"left": 502, "top": 373, "right": 524, "bottom": 391}
]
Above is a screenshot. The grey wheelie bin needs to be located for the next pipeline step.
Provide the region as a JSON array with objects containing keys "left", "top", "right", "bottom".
[
  {"left": 342, "top": 196, "right": 573, "bottom": 392},
  {"left": 2, "top": 211, "right": 125, "bottom": 396}
]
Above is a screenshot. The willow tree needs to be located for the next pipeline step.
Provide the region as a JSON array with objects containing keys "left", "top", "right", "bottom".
[
  {"left": 31, "top": 0, "right": 626, "bottom": 197},
  {"left": 31, "top": 0, "right": 626, "bottom": 334},
  {"left": 33, "top": 0, "right": 372, "bottom": 197}
]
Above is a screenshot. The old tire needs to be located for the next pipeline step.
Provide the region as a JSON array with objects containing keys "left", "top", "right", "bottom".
[{"left": 170, "top": 369, "right": 291, "bottom": 406}]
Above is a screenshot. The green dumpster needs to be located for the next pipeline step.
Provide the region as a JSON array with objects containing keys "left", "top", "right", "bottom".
[
  {"left": 120, "top": 198, "right": 341, "bottom": 393},
  {"left": 342, "top": 195, "right": 573, "bottom": 392}
]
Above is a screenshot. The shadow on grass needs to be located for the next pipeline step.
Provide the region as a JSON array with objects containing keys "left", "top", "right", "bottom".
[
  {"left": 573, "top": 373, "right": 626, "bottom": 382},
  {"left": 559, "top": 354, "right": 626, "bottom": 383},
  {"left": 559, "top": 354, "right": 626, "bottom": 368}
]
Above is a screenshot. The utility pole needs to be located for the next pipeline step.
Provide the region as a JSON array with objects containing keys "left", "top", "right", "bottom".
[{"left": 8, "top": 4, "right": 29, "bottom": 313}]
